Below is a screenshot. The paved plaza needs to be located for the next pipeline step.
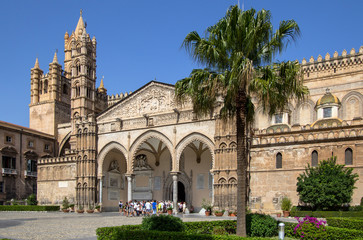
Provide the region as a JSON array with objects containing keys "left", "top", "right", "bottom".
[{"left": 0, "top": 211, "right": 237, "bottom": 240}]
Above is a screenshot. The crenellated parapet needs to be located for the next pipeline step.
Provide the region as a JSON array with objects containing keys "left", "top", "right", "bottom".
[
  {"left": 107, "top": 91, "right": 133, "bottom": 107},
  {"left": 38, "top": 156, "right": 76, "bottom": 165},
  {"left": 301, "top": 46, "right": 363, "bottom": 80},
  {"left": 251, "top": 118, "right": 363, "bottom": 147}
]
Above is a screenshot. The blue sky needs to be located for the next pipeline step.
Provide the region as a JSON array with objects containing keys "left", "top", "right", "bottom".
[{"left": 1, "top": 0, "right": 362, "bottom": 127}]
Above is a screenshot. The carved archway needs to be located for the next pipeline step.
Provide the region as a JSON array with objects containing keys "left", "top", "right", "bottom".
[
  {"left": 130, "top": 130, "right": 174, "bottom": 172},
  {"left": 176, "top": 132, "right": 215, "bottom": 171},
  {"left": 163, "top": 172, "right": 192, "bottom": 207},
  {"left": 97, "top": 141, "right": 128, "bottom": 177}
]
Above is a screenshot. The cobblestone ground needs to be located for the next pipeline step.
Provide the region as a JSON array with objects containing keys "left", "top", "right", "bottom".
[{"left": 0, "top": 211, "right": 237, "bottom": 240}]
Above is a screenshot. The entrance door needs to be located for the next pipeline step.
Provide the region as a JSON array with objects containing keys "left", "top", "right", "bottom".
[{"left": 177, "top": 181, "right": 185, "bottom": 202}]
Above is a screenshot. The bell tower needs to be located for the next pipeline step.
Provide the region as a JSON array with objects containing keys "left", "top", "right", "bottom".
[
  {"left": 66, "top": 10, "right": 98, "bottom": 208},
  {"left": 67, "top": 10, "right": 97, "bottom": 120}
]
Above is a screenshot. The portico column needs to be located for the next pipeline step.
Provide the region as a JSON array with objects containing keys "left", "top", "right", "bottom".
[
  {"left": 172, "top": 173, "right": 178, "bottom": 214},
  {"left": 127, "top": 175, "right": 133, "bottom": 202},
  {"left": 99, "top": 177, "right": 103, "bottom": 204},
  {"left": 210, "top": 171, "right": 215, "bottom": 206}
]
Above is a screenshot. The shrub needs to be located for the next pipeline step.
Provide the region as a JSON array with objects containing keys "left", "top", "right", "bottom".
[
  {"left": 0, "top": 205, "right": 59, "bottom": 211},
  {"left": 246, "top": 213, "right": 277, "bottom": 237},
  {"left": 327, "top": 217, "right": 363, "bottom": 231},
  {"left": 212, "top": 226, "right": 228, "bottom": 235},
  {"left": 296, "top": 156, "right": 359, "bottom": 210},
  {"left": 184, "top": 220, "right": 236, "bottom": 235},
  {"left": 97, "top": 225, "right": 142, "bottom": 240},
  {"left": 26, "top": 194, "right": 38, "bottom": 205},
  {"left": 285, "top": 220, "right": 363, "bottom": 240},
  {"left": 281, "top": 197, "right": 292, "bottom": 211},
  {"left": 290, "top": 209, "right": 363, "bottom": 218},
  {"left": 293, "top": 216, "right": 328, "bottom": 239},
  {"left": 201, "top": 198, "right": 212, "bottom": 212},
  {"left": 141, "top": 214, "right": 185, "bottom": 232},
  {"left": 97, "top": 229, "right": 266, "bottom": 240},
  {"left": 62, "top": 197, "right": 69, "bottom": 209}
]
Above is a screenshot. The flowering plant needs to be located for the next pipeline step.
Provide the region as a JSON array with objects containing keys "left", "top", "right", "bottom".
[{"left": 294, "top": 216, "right": 328, "bottom": 239}]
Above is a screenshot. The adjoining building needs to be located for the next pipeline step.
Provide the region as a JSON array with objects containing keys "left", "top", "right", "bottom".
[
  {"left": 0, "top": 121, "right": 55, "bottom": 205},
  {"left": 30, "top": 12, "right": 362, "bottom": 212}
]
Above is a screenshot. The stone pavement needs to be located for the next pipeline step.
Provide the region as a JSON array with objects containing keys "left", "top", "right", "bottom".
[{"left": 0, "top": 211, "right": 238, "bottom": 240}]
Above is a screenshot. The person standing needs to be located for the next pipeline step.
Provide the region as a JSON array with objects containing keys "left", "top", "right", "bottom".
[
  {"left": 152, "top": 200, "right": 157, "bottom": 215},
  {"left": 119, "top": 200, "right": 123, "bottom": 215},
  {"left": 145, "top": 200, "right": 151, "bottom": 216}
]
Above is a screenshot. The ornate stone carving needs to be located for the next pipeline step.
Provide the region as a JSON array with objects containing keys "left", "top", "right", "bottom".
[
  {"left": 98, "top": 83, "right": 193, "bottom": 122},
  {"left": 134, "top": 154, "right": 152, "bottom": 171},
  {"left": 109, "top": 160, "right": 119, "bottom": 172}
]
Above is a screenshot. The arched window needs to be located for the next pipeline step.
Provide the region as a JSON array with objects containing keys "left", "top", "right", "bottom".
[
  {"left": 63, "top": 84, "right": 68, "bottom": 94},
  {"left": 39, "top": 81, "right": 43, "bottom": 94},
  {"left": 345, "top": 148, "right": 353, "bottom": 165},
  {"left": 276, "top": 152, "right": 282, "bottom": 169},
  {"left": 311, "top": 150, "right": 318, "bottom": 167},
  {"left": 44, "top": 80, "right": 48, "bottom": 93},
  {"left": 75, "top": 84, "right": 80, "bottom": 97}
]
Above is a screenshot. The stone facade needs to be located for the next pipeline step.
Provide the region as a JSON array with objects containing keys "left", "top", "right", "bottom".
[
  {"left": 32, "top": 12, "right": 363, "bottom": 212},
  {"left": 0, "top": 120, "right": 55, "bottom": 204}
]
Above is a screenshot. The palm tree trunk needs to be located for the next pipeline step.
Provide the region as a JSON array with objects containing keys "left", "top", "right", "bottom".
[{"left": 236, "top": 89, "right": 247, "bottom": 237}]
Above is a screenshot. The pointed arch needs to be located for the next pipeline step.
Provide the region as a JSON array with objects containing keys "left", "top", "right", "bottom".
[
  {"left": 340, "top": 91, "right": 363, "bottom": 120},
  {"left": 130, "top": 130, "right": 174, "bottom": 172},
  {"left": 58, "top": 131, "right": 71, "bottom": 157},
  {"left": 295, "top": 99, "right": 316, "bottom": 125},
  {"left": 176, "top": 132, "right": 215, "bottom": 171},
  {"left": 218, "top": 177, "right": 227, "bottom": 184},
  {"left": 97, "top": 141, "right": 128, "bottom": 177}
]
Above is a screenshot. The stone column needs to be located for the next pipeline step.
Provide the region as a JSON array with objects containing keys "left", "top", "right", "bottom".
[
  {"left": 172, "top": 174, "right": 178, "bottom": 214},
  {"left": 99, "top": 177, "right": 103, "bottom": 204},
  {"left": 127, "top": 176, "right": 133, "bottom": 202},
  {"left": 210, "top": 172, "right": 215, "bottom": 206}
]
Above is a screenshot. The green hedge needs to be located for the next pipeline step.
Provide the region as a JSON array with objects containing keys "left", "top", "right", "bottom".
[
  {"left": 97, "top": 225, "right": 142, "bottom": 240},
  {"left": 97, "top": 216, "right": 278, "bottom": 239},
  {"left": 290, "top": 209, "right": 363, "bottom": 218},
  {"left": 96, "top": 229, "right": 267, "bottom": 240},
  {"left": 327, "top": 217, "right": 363, "bottom": 231},
  {"left": 141, "top": 215, "right": 185, "bottom": 232},
  {"left": 97, "top": 222, "right": 237, "bottom": 240},
  {"left": 184, "top": 220, "right": 237, "bottom": 235},
  {"left": 0, "top": 205, "right": 59, "bottom": 211},
  {"left": 284, "top": 221, "right": 363, "bottom": 239}
]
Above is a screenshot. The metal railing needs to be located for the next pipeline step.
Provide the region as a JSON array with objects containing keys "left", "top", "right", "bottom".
[
  {"left": 1, "top": 168, "right": 17, "bottom": 175},
  {"left": 24, "top": 170, "right": 37, "bottom": 178}
]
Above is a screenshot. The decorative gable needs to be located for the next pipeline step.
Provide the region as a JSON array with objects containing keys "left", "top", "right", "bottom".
[{"left": 97, "top": 81, "right": 192, "bottom": 122}]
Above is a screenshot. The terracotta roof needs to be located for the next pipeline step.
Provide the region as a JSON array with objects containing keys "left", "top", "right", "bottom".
[{"left": 0, "top": 120, "right": 55, "bottom": 139}]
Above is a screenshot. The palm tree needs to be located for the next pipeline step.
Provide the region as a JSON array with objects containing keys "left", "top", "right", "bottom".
[{"left": 175, "top": 6, "right": 308, "bottom": 236}]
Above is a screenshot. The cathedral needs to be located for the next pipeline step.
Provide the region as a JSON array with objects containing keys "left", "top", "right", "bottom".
[{"left": 30, "top": 12, "right": 362, "bottom": 212}]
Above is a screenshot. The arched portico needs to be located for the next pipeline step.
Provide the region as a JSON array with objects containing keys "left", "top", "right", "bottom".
[
  {"left": 175, "top": 133, "right": 215, "bottom": 211},
  {"left": 128, "top": 130, "right": 174, "bottom": 203},
  {"left": 97, "top": 142, "right": 128, "bottom": 211},
  {"left": 130, "top": 130, "right": 175, "bottom": 172},
  {"left": 176, "top": 133, "right": 215, "bottom": 171}
]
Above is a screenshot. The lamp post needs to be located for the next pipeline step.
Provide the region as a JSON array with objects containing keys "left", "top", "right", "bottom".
[{"left": 278, "top": 222, "right": 285, "bottom": 240}]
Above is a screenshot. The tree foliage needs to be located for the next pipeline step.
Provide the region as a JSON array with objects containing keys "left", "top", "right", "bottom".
[
  {"left": 176, "top": 5, "right": 307, "bottom": 237},
  {"left": 26, "top": 194, "right": 38, "bottom": 205},
  {"left": 297, "top": 156, "right": 359, "bottom": 210}
]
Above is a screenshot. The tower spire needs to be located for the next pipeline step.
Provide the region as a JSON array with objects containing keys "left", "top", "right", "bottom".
[
  {"left": 34, "top": 58, "right": 40, "bottom": 69},
  {"left": 75, "top": 9, "right": 86, "bottom": 37},
  {"left": 98, "top": 76, "right": 107, "bottom": 93},
  {"left": 52, "top": 51, "right": 58, "bottom": 64}
]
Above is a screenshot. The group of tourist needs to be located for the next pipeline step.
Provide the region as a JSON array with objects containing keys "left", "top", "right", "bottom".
[{"left": 118, "top": 200, "right": 187, "bottom": 217}]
